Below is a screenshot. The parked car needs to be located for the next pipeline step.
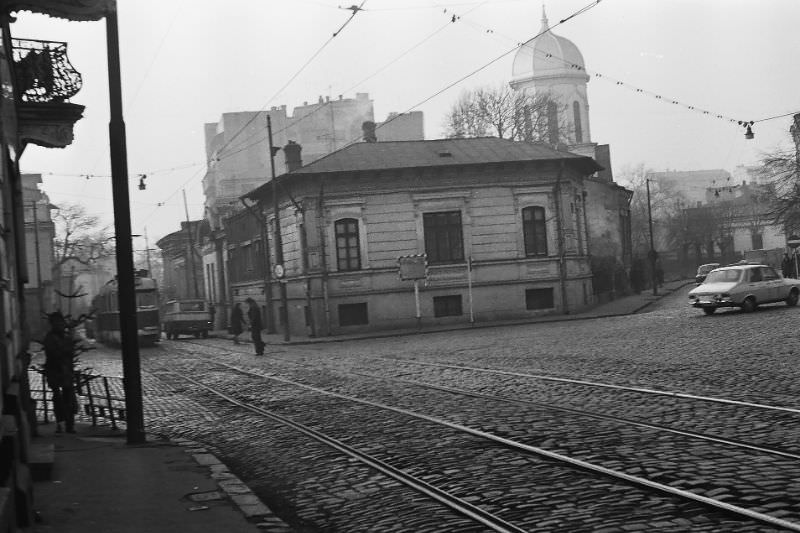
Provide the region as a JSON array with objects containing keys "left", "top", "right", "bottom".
[
  {"left": 695, "top": 263, "right": 720, "bottom": 284},
  {"left": 688, "top": 263, "right": 800, "bottom": 315},
  {"left": 162, "top": 299, "right": 213, "bottom": 339}
]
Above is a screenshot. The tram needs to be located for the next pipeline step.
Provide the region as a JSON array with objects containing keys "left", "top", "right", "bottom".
[{"left": 87, "top": 270, "right": 161, "bottom": 346}]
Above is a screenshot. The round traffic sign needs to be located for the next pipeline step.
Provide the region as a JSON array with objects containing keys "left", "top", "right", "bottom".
[{"left": 788, "top": 235, "right": 800, "bottom": 249}]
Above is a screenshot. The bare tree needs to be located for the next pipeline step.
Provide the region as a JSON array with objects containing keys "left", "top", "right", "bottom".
[
  {"left": 53, "top": 203, "right": 115, "bottom": 268},
  {"left": 617, "top": 164, "right": 688, "bottom": 255},
  {"left": 758, "top": 147, "right": 800, "bottom": 233},
  {"left": 443, "top": 84, "right": 570, "bottom": 144}
]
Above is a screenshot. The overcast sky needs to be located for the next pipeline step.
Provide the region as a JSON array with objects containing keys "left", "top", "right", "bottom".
[{"left": 10, "top": 0, "right": 800, "bottom": 243}]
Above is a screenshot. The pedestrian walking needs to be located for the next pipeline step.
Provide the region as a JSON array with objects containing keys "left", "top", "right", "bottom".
[
  {"left": 245, "top": 298, "right": 264, "bottom": 355},
  {"left": 230, "top": 302, "right": 245, "bottom": 344},
  {"left": 43, "top": 311, "right": 76, "bottom": 434}
]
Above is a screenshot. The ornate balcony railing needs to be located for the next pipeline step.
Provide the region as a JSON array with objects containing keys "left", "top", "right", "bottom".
[{"left": 11, "top": 38, "right": 82, "bottom": 103}]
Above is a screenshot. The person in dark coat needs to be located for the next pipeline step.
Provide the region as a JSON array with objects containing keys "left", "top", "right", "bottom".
[
  {"left": 43, "top": 311, "right": 76, "bottom": 433},
  {"left": 245, "top": 298, "right": 264, "bottom": 355},
  {"left": 230, "top": 303, "right": 245, "bottom": 344}
]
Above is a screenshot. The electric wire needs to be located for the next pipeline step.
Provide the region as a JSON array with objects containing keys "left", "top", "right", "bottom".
[
  {"left": 215, "top": 1, "right": 486, "bottom": 163},
  {"left": 338, "top": 0, "right": 602, "bottom": 148},
  {"left": 212, "top": 0, "right": 368, "bottom": 160}
]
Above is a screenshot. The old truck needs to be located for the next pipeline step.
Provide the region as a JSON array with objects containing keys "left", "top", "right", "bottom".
[{"left": 162, "top": 299, "right": 213, "bottom": 339}]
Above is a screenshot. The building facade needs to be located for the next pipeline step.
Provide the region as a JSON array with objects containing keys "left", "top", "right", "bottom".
[
  {"left": 0, "top": 0, "right": 106, "bottom": 528},
  {"left": 156, "top": 220, "right": 207, "bottom": 302},
  {"left": 233, "top": 138, "right": 600, "bottom": 338},
  {"left": 21, "top": 173, "right": 56, "bottom": 339}
]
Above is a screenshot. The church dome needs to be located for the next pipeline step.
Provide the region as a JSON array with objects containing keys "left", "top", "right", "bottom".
[{"left": 511, "top": 8, "right": 589, "bottom": 85}]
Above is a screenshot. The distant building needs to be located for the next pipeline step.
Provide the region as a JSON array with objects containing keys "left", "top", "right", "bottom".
[
  {"left": 237, "top": 137, "right": 601, "bottom": 337},
  {"left": 647, "top": 169, "right": 732, "bottom": 207},
  {"left": 156, "top": 221, "right": 207, "bottom": 302},
  {"left": 202, "top": 93, "right": 424, "bottom": 228},
  {"left": 21, "top": 174, "right": 56, "bottom": 339}
]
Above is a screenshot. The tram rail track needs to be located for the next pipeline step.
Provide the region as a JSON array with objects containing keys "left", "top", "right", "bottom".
[
  {"left": 159, "top": 370, "right": 526, "bottom": 533},
  {"left": 379, "top": 358, "right": 800, "bottom": 415},
  {"left": 180, "top": 339, "right": 800, "bottom": 459},
  {"left": 157, "top": 347, "right": 800, "bottom": 532}
]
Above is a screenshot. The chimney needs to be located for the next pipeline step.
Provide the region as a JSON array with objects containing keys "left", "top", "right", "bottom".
[
  {"left": 362, "top": 121, "right": 377, "bottom": 143},
  {"left": 284, "top": 140, "right": 302, "bottom": 172}
]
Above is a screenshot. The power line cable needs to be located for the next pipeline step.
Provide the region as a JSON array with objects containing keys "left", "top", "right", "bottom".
[
  {"left": 212, "top": 0, "right": 368, "bottom": 161},
  {"left": 215, "top": 1, "right": 487, "bottom": 163},
  {"left": 335, "top": 0, "right": 602, "bottom": 148}
]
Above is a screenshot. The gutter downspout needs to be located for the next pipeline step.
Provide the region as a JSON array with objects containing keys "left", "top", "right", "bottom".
[
  {"left": 554, "top": 160, "right": 569, "bottom": 314},
  {"left": 297, "top": 208, "right": 317, "bottom": 337},
  {"left": 317, "top": 180, "right": 331, "bottom": 335},
  {"left": 581, "top": 185, "right": 592, "bottom": 304}
]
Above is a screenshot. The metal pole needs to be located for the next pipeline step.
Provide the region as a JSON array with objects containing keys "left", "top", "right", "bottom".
[
  {"left": 646, "top": 179, "right": 658, "bottom": 296},
  {"left": 414, "top": 280, "right": 421, "bottom": 329},
  {"left": 182, "top": 190, "right": 200, "bottom": 298},
  {"left": 267, "top": 115, "right": 290, "bottom": 341},
  {"left": 106, "top": 3, "right": 145, "bottom": 444},
  {"left": 32, "top": 200, "right": 44, "bottom": 318},
  {"left": 467, "top": 256, "right": 474, "bottom": 324},
  {"left": 143, "top": 226, "right": 152, "bottom": 274}
]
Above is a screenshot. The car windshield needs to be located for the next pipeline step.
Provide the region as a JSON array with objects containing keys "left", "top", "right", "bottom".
[
  {"left": 180, "top": 301, "right": 205, "bottom": 312},
  {"left": 704, "top": 269, "right": 742, "bottom": 283},
  {"left": 698, "top": 264, "right": 719, "bottom": 275}
]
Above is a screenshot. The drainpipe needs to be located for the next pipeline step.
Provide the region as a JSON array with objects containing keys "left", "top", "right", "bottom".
[
  {"left": 297, "top": 208, "right": 317, "bottom": 337},
  {"left": 317, "top": 180, "right": 331, "bottom": 336},
  {"left": 554, "top": 160, "right": 569, "bottom": 314}
]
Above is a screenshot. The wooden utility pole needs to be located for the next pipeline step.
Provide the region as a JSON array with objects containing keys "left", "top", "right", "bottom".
[
  {"left": 646, "top": 179, "right": 659, "bottom": 296},
  {"left": 268, "top": 115, "right": 290, "bottom": 341}
]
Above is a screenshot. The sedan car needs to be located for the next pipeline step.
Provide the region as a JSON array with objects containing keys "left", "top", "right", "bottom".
[
  {"left": 688, "top": 263, "right": 800, "bottom": 315},
  {"left": 695, "top": 263, "right": 720, "bottom": 284}
]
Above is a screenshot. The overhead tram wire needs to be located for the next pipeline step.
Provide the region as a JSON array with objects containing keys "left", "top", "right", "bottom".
[
  {"left": 213, "top": 0, "right": 369, "bottom": 162},
  {"left": 216, "top": 1, "right": 490, "bottom": 163},
  {"left": 336, "top": 0, "right": 603, "bottom": 149},
  {"left": 455, "top": 8, "right": 765, "bottom": 132},
  {"left": 140, "top": 1, "right": 370, "bottom": 223}
]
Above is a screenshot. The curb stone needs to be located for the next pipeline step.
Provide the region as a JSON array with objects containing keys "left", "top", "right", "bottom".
[{"left": 175, "top": 438, "right": 294, "bottom": 531}]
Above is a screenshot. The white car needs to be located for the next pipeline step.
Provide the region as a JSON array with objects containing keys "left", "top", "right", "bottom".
[{"left": 688, "top": 263, "right": 800, "bottom": 315}]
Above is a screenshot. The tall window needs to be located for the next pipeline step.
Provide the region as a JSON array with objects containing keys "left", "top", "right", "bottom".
[
  {"left": 522, "top": 206, "right": 548, "bottom": 256},
  {"left": 335, "top": 218, "right": 361, "bottom": 271},
  {"left": 547, "top": 101, "right": 559, "bottom": 145},
  {"left": 573, "top": 101, "right": 583, "bottom": 144},
  {"left": 423, "top": 211, "right": 464, "bottom": 264}
]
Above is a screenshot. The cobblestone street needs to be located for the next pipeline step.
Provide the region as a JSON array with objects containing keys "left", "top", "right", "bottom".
[{"left": 33, "top": 286, "right": 800, "bottom": 532}]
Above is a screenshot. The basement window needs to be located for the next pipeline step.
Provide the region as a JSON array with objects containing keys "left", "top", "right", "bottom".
[
  {"left": 338, "top": 303, "right": 368, "bottom": 327},
  {"left": 434, "top": 295, "right": 463, "bottom": 317},
  {"left": 526, "top": 288, "right": 554, "bottom": 310}
]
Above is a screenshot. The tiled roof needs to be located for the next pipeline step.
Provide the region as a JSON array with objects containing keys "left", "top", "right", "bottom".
[{"left": 289, "top": 137, "right": 597, "bottom": 174}]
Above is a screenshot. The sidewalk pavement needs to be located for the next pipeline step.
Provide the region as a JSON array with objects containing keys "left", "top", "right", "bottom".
[
  {"left": 24, "top": 422, "right": 293, "bottom": 533},
  {"left": 22, "top": 280, "right": 690, "bottom": 533},
  {"left": 226, "top": 279, "right": 693, "bottom": 346}
]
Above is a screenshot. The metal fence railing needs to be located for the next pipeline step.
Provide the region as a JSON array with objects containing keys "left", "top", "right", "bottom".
[{"left": 29, "top": 370, "right": 126, "bottom": 430}]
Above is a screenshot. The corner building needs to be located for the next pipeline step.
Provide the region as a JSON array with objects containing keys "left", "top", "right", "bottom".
[{"left": 240, "top": 138, "right": 600, "bottom": 337}]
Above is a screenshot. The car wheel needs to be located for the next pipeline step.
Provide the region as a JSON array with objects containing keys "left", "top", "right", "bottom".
[
  {"left": 741, "top": 297, "right": 756, "bottom": 313},
  {"left": 703, "top": 307, "right": 716, "bottom": 315},
  {"left": 787, "top": 290, "right": 799, "bottom": 307},
  {"left": 201, "top": 330, "right": 209, "bottom": 338}
]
